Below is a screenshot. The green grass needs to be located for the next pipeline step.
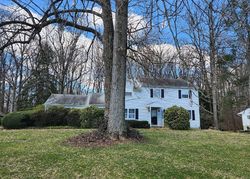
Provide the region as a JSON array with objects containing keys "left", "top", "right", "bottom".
[{"left": 0, "top": 129, "right": 250, "bottom": 178}]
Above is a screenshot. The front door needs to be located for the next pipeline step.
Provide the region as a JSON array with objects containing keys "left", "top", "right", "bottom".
[{"left": 151, "top": 108, "right": 158, "bottom": 125}]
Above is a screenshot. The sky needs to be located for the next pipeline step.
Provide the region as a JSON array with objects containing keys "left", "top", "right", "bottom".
[{"left": 0, "top": 0, "right": 183, "bottom": 45}]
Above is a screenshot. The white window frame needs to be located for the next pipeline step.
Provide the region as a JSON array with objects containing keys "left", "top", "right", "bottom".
[
  {"left": 129, "top": 109, "right": 135, "bottom": 119},
  {"left": 125, "top": 108, "right": 136, "bottom": 119},
  {"left": 153, "top": 89, "right": 161, "bottom": 98}
]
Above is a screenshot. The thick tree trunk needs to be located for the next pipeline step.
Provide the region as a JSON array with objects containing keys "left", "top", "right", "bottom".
[
  {"left": 0, "top": 52, "right": 5, "bottom": 113},
  {"left": 247, "top": 28, "right": 250, "bottom": 106},
  {"left": 208, "top": 2, "right": 219, "bottom": 129},
  {"left": 101, "top": 0, "right": 114, "bottom": 130},
  {"left": 108, "top": 0, "right": 128, "bottom": 138}
]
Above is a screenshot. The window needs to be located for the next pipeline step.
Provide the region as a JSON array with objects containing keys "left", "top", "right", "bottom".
[
  {"left": 129, "top": 109, "right": 135, "bottom": 119},
  {"left": 182, "top": 94, "right": 189, "bottom": 98},
  {"left": 125, "top": 109, "right": 127, "bottom": 118},
  {"left": 125, "top": 92, "right": 132, "bottom": 96},
  {"left": 125, "top": 109, "right": 139, "bottom": 119},
  {"left": 179, "top": 90, "right": 189, "bottom": 98},
  {"left": 153, "top": 89, "right": 161, "bottom": 98},
  {"left": 247, "top": 115, "right": 250, "bottom": 119},
  {"left": 151, "top": 89, "right": 164, "bottom": 98}
]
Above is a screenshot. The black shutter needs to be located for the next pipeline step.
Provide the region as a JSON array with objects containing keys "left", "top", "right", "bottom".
[
  {"left": 189, "top": 90, "right": 192, "bottom": 99},
  {"left": 178, "top": 90, "right": 182, "bottom": 99},
  {"left": 150, "top": 89, "right": 153, "bottom": 98},
  {"left": 161, "top": 89, "right": 164, "bottom": 98},
  {"left": 135, "top": 109, "right": 139, "bottom": 119},
  {"left": 192, "top": 110, "right": 195, "bottom": 120}
]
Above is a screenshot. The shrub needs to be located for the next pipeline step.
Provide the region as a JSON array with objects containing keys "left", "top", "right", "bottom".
[
  {"left": 164, "top": 106, "right": 190, "bottom": 130},
  {"left": 2, "top": 112, "right": 30, "bottom": 129},
  {"left": 127, "top": 120, "right": 150, "bottom": 128},
  {"left": 31, "top": 106, "right": 69, "bottom": 127},
  {"left": 45, "top": 106, "right": 69, "bottom": 126},
  {"left": 80, "top": 106, "right": 104, "bottom": 128},
  {"left": 65, "top": 109, "right": 81, "bottom": 127},
  {"left": 31, "top": 110, "right": 48, "bottom": 127}
]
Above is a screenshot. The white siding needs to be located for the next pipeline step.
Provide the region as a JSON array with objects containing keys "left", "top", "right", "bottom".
[
  {"left": 125, "top": 81, "right": 200, "bottom": 128},
  {"left": 240, "top": 109, "right": 250, "bottom": 130}
]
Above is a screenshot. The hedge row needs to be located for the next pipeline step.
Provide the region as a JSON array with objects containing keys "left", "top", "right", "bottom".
[
  {"left": 2, "top": 106, "right": 150, "bottom": 129},
  {"left": 2, "top": 106, "right": 104, "bottom": 129}
]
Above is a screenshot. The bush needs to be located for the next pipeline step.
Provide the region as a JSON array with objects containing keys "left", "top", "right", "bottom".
[
  {"left": 2, "top": 112, "right": 30, "bottom": 129},
  {"left": 80, "top": 106, "right": 104, "bottom": 128},
  {"left": 32, "top": 106, "right": 69, "bottom": 127},
  {"left": 31, "top": 110, "right": 47, "bottom": 127},
  {"left": 127, "top": 120, "right": 150, "bottom": 128},
  {"left": 65, "top": 109, "right": 81, "bottom": 127},
  {"left": 164, "top": 106, "right": 190, "bottom": 130}
]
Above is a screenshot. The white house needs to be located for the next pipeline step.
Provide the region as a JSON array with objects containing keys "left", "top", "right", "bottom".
[
  {"left": 238, "top": 108, "right": 250, "bottom": 130},
  {"left": 44, "top": 78, "right": 200, "bottom": 128},
  {"left": 125, "top": 78, "right": 200, "bottom": 128}
]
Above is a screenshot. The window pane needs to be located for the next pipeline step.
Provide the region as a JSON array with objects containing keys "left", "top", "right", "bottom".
[
  {"left": 129, "top": 109, "right": 135, "bottom": 119},
  {"left": 182, "top": 94, "right": 189, "bottom": 98},
  {"left": 153, "top": 89, "right": 160, "bottom": 98},
  {"left": 125, "top": 92, "right": 132, "bottom": 96}
]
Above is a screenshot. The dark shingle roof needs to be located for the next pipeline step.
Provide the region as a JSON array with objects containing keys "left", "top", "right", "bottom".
[
  {"left": 139, "top": 78, "right": 192, "bottom": 88},
  {"left": 44, "top": 94, "right": 105, "bottom": 107}
]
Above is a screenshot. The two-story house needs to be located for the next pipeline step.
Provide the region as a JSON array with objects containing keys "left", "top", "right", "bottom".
[
  {"left": 44, "top": 78, "right": 200, "bottom": 128},
  {"left": 124, "top": 78, "right": 200, "bottom": 128}
]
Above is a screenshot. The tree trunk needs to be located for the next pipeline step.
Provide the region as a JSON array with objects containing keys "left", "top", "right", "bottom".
[
  {"left": 101, "top": 0, "right": 114, "bottom": 131},
  {"left": 108, "top": 0, "right": 128, "bottom": 138},
  {"left": 0, "top": 52, "right": 5, "bottom": 113},
  {"left": 208, "top": 1, "right": 219, "bottom": 129},
  {"left": 247, "top": 27, "right": 250, "bottom": 106}
]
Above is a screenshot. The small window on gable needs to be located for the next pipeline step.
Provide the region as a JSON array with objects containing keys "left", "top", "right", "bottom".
[{"left": 125, "top": 92, "right": 132, "bottom": 96}]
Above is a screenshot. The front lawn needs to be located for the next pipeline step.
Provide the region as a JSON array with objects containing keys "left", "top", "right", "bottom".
[{"left": 0, "top": 129, "right": 250, "bottom": 178}]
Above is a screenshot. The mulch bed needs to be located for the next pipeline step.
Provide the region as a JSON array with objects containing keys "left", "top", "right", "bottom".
[{"left": 64, "top": 129, "right": 144, "bottom": 147}]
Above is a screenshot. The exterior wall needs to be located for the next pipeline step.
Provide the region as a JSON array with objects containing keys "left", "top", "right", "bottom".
[
  {"left": 241, "top": 109, "right": 250, "bottom": 130},
  {"left": 125, "top": 81, "right": 200, "bottom": 128}
]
